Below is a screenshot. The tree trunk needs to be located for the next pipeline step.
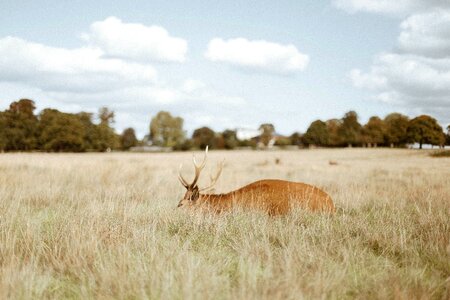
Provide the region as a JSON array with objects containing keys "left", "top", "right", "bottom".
[{"left": 419, "top": 141, "right": 423, "bottom": 149}]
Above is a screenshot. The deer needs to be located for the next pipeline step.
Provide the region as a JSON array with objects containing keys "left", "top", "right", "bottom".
[{"left": 177, "top": 147, "right": 335, "bottom": 215}]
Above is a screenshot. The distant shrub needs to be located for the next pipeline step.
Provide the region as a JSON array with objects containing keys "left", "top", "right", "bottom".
[
  {"left": 430, "top": 150, "right": 450, "bottom": 157},
  {"left": 274, "top": 137, "right": 291, "bottom": 147},
  {"left": 173, "top": 139, "right": 194, "bottom": 151},
  {"left": 238, "top": 139, "right": 257, "bottom": 148}
]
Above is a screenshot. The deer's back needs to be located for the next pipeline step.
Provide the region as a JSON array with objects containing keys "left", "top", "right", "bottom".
[{"left": 226, "top": 179, "right": 335, "bottom": 215}]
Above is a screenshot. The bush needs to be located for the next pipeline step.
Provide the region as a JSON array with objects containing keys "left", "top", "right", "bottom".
[{"left": 173, "top": 139, "right": 194, "bottom": 151}]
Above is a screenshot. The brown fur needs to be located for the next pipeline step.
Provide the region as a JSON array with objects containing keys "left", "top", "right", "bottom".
[{"left": 179, "top": 179, "right": 335, "bottom": 215}]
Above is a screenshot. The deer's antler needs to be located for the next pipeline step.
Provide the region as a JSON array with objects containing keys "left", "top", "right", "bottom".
[
  {"left": 178, "top": 146, "right": 209, "bottom": 188},
  {"left": 200, "top": 160, "right": 224, "bottom": 192}
]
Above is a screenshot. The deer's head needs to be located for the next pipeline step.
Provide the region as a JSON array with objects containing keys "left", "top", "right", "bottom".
[{"left": 177, "top": 146, "right": 223, "bottom": 208}]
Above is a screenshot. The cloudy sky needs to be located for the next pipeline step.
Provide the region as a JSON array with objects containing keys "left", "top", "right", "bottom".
[{"left": 0, "top": 0, "right": 449, "bottom": 137}]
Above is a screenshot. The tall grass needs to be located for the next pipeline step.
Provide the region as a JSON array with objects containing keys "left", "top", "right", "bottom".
[{"left": 0, "top": 149, "right": 449, "bottom": 299}]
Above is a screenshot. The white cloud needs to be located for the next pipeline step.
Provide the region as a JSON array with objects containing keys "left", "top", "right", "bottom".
[
  {"left": 333, "top": 0, "right": 450, "bottom": 15},
  {"left": 181, "top": 79, "right": 207, "bottom": 93},
  {"left": 342, "top": 2, "right": 450, "bottom": 124},
  {"left": 0, "top": 17, "right": 247, "bottom": 138},
  {"left": 0, "top": 36, "right": 157, "bottom": 93},
  {"left": 83, "top": 16, "right": 187, "bottom": 63},
  {"left": 205, "top": 38, "right": 309, "bottom": 74},
  {"left": 349, "top": 69, "right": 387, "bottom": 90},
  {"left": 179, "top": 79, "right": 246, "bottom": 106},
  {"left": 350, "top": 53, "right": 450, "bottom": 99},
  {"left": 398, "top": 9, "right": 450, "bottom": 58},
  {"left": 333, "top": 0, "right": 415, "bottom": 15}
]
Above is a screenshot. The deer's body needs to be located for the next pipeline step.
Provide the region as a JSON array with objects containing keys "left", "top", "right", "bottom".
[
  {"left": 195, "top": 179, "right": 334, "bottom": 215},
  {"left": 177, "top": 147, "right": 335, "bottom": 216}
]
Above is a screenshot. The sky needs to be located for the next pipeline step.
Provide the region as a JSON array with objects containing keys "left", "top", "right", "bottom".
[{"left": 0, "top": 0, "right": 449, "bottom": 137}]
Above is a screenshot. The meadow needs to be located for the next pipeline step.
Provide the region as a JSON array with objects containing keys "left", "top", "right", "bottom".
[{"left": 0, "top": 149, "right": 449, "bottom": 299}]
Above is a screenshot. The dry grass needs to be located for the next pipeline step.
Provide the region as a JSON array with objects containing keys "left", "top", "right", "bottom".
[
  {"left": 431, "top": 150, "right": 450, "bottom": 158},
  {"left": 0, "top": 149, "right": 449, "bottom": 299}
]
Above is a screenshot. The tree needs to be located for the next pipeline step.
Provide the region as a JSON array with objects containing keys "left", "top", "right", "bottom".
[
  {"left": 407, "top": 115, "right": 445, "bottom": 149},
  {"left": 238, "top": 139, "right": 257, "bottom": 149},
  {"left": 222, "top": 129, "right": 238, "bottom": 149},
  {"left": 214, "top": 135, "right": 225, "bottom": 149},
  {"left": 362, "top": 116, "right": 385, "bottom": 147},
  {"left": 446, "top": 125, "right": 450, "bottom": 146},
  {"left": 274, "top": 137, "right": 291, "bottom": 147},
  {"left": 289, "top": 132, "right": 302, "bottom": 147},
  {"left": 0, "top": 111, "right": 6, "bottom": 151},
  {"left": 384, "top": 113, "right": 409, "bottom": 147},
  {"left": 95, "top": 124, "right": 119, "bottom": 151},
  {"left": 192, "top": 127, "right": 216, "bottom": 149},
  {"left": 2, "top": 99, "right": 39, "bottom": 151},
  {"left": 95, "top": 107, "right": 119, "bottom": 151},
  {"left": 259, "top": 123, "right": 275, "bottom": 147},
  {"left": 38, "top": 109, "right": 85, "bottom": 152},
  {"left": 303, "top": 120, "right": 328, "bottom": 146},
  {"left": 120, "top": 128, "right": 138, "bottom": 150},
  {"left": 76, "top": 112, "right": 98, "bottom": 151},
  {"left": 173, "top": 139, "right": 193, "bottom": 151},
  {"left": 338, "top": 111, "right": 362, "bottom": 147},
  {"left": 98, "top": 107, "right": 115, "bottom": 126},
  {"left": 326, "top": 119, "right": 342, "bottom": 147},
  {"left": 149, "top": 111, "right": 185, "bottom": 148}
]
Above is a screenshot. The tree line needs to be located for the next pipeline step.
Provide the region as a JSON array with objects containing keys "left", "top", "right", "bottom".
[
  {"left": 0, "top": 99, "right": 448, "bottom": 152},
  {"left": 301, "top": 111, "right": 447, "bottom": 149},
  {"left": 0, "top": 99, "right": 118, "bottom": 152}
]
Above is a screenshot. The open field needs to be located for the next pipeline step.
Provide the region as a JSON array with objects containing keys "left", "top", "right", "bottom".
[{"left": 0, "top": 149, "right": 449, "bottom": 299}]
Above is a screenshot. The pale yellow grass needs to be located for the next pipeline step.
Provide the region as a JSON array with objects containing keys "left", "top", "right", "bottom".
[{"left": 0, "top": 149, "right": 449, "bottom": 299}]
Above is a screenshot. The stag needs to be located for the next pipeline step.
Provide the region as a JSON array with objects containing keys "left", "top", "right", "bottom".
[{"left": 177, "top": 147, "right": 335, "bottom": 215}]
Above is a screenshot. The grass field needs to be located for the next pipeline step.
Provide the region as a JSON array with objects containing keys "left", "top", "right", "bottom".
[{"left": 0, "top": 149, "right": 449, "bottom": 299}]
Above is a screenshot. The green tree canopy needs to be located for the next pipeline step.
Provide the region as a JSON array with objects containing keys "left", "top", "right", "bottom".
[
  {"left": 338, "top": 111, "right": 362, "bottom": 147},
  {"left": 0, "top": 111, "right": 6, "bottom": 151},
  {"left": 289, "top": 132, "right": 302, "bottom": 147},
  {"left": 76, "top": 112, "right": 98, "bottom": 151},
  {"left": 38, "top": 109, "right": 85, "bottom": 152},
  {"left": 192, "top": 127, "right": 216, "bottom": 149},
  {"left": 222, "top": 129, "right": 238, "bottom": 149},
  {"left": 95, "top": 107, "right": 119, "bottom": 151},
  {"left": 120, "top": 128, "right": 138, "bottom": 150},
  {"left": 407, "top": 115, "right": 445, "bottom": 149},
  {"left": 149, "top": 111, "right": 185, "bottom": 148},
  {"left": 2, "top": 99, "right": 39, "bottom": 151},
  {"left": 303, "top": 120, "right": 328, "bottom": 146},
  {"left": 326, "top": 119, "right": 342, "bottom": 147},
  {"left": 384, "top": 113, "right": 409, "bottom": 147},
  {"left": 362, "top": 116, "right": 385, "bottom": 147},
  {"left": 446, "top": 125, "right": 450, "bottom": 146}
]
